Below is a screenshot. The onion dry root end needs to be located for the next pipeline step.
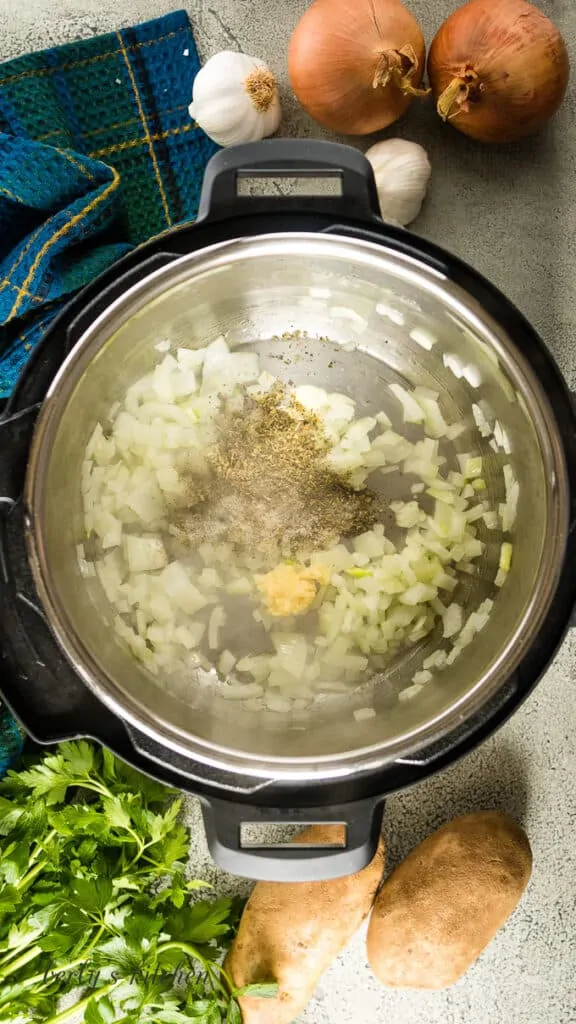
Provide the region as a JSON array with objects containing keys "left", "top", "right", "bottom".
[{"left": 436, "top": 68, "right": 482, "bottom": 121}]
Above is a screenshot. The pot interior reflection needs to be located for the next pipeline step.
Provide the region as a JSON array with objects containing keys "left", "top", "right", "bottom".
[{"left": 25, "top": 233, "right": 567, "bottom": 777}]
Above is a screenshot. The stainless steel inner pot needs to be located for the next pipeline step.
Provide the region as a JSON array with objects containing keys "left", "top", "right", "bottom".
[{"left": 25, "top": 232, "right": 569, "bottom": 781}]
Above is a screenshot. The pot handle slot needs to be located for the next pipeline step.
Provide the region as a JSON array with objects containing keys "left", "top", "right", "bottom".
[
  {"left": 197, "top": 140, "right": 381, "bottom": 223},
  {"left": 64, "top": 252, "right": 178, "bottom": 352},
  {"left": 200, "top": 794, "right": 385, "bottom": 881}
]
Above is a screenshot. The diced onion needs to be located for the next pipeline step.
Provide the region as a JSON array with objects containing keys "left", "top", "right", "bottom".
[
  {"left": 389, "top": 383, "right": 425, "bottom": 424},
  {"left": 415, "top": 393, "right": 449, "bottom": 438},
  {"left": 160, "top": 562, "right": 207, "bottom": 616},
  {"left": 208, "top": 606, "right": 226, "bottom": 650},
  {"left": 399, "top": 682, "right": 424, "bottom": 702},
  {"left": 442, "top": 603, "right": 462, "bottom": 638},
  {"left": 412, "top": 669, "right": 433, "bottom": 685},
  {"left": 443, "top": 353, "right": 464, "bottom": 378},
  {"left": 376, "top": 302, "right": 404, "bottom": 325},
  {"left": 80, "top": 336, "right": 513, "bottom": 714},
  {"left": 218, "top": 649, "right": 236, "bottom": 676},
  {"left": 124, "top": 535, "right": 167, "bottom": 573},
  {"left": 409, "top": 327, "right": 436, "bottom": 350},
  {"left": 353, "top": 707, "right": 376, "bottom": 721},
  {"left": 495, "top": 542, "right": 513, "bottom": 586},
  {"left": 222, "top": 682, "right": 263, "bottom": 700}
]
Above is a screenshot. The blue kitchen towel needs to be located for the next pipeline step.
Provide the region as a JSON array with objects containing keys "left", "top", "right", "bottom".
[
  {"left": 0, "top": 704, "right": 24, "bottom": 776},
  {"left": 0, "top": 9, "right": 218, "bottom": 399}
]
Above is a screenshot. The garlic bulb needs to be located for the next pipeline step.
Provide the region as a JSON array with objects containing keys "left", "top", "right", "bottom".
[
  {"left": 189, "top": 51, "right": 282, "bottom": 147},
  {"left": 364, "top": 139, "right": 431, "bottom": 226}
]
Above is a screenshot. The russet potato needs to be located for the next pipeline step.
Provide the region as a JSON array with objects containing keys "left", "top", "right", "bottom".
[
  {"left": 226, "top": 824, "right": 385, "bottom": 1023},
  {"left": 366, "top": 810, "right": 532, "bottom": 990}
]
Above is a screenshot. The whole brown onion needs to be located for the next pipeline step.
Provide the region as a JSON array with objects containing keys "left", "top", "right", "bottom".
[
  {"left": 288, "top": 0, "right": 428, "bottom": 135},
  {"left": 428, "top": 0, "right": 570, "bottom": 143}
]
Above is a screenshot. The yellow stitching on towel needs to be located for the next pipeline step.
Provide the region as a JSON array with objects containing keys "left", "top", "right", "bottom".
[
  {"left": 0, "top": 186, "right": 25, "bottom": 204},
  {"left": 37, "top": 104, "right": 189, "bottom": 143},
  {"left": 116, "top": 31, "right": 171, "bottom": 228},
  {"left": 0, "top": 149, "right": 97, "bottom": 307},
  {"left": 0, "top": 226, "right": 44, "bottom": 301},
  {"left": 0, "top": 28, "right": 186, "bottom": 86},
  {"left": 57, "top": 149, "right": 96, "bottom": 183},
  {"left": 6, "top": 168, "right": 120, "bottom": 323},
  {"left": 89, "top": 123, "right": 194, "bottom": 158},
  {"left": 0, "top": 279, "right": 44, "bottom": 303}
]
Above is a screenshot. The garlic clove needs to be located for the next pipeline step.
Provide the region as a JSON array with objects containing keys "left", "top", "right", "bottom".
[
  {"left": 189, "top": 50, "right": 282, "bottom": 148},
  {"left": 365, "top": 139, "right": 431, "bottom": 226}
]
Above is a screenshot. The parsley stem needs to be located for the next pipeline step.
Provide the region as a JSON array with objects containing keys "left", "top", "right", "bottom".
[
  {"left": 158, "top": 940, "right": 207, "bottom": 959},
  {"left": 0, "top": 949, "right": 17, "bottom": 969},
  {"left": 76, "top": 780, "right": 111, "bottom": 799},
  {"left": 158, "top": 942, "right": 230, "bottom": 995},
  {"left": 29, "top": 828, "right": 57, "bottom": 865},
  {"left": 77, "top": 923, "right": 106, "bottom": 960},
  {"left": 0, "top": 944, "right": 32, "bottom": 969},
  {"left": 43, "top": 980, "right": 120, "bottom": 1024},
  {"left": 15, "top": 859, "right": 48, "bottom": 892},
  {"left": 14, "top": 829, "right": 58, "bottom": 891},
  {"left": 0, "top": 925, "right": 106, "bottom": 995},
  {"left": 0, "top": 944, "right": 43, "bottom": 978},
  {"left": 216, "top": 962, "right": 235, "bottom": 993},
  {"left": 124, "top": 829, "right": 145, "bottom": 863},
  {"left": 123, "top": 834, "right": 161, "bottom": 872}
]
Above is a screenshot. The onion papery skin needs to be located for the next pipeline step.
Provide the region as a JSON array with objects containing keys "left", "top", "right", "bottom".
[
  {"left": 289, "top": 0, "right": 428, "bottom": 135},
  {"left": 428, "top": 0, "right": 570, "bottom": 143}
]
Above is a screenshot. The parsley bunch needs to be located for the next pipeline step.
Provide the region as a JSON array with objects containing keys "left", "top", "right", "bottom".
[{"left": 0, "top": 742, "right": 275, "bottom": 1023}]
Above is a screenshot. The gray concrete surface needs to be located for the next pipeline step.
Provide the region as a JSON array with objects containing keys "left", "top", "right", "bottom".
[{"left": 2, "top": 0, "right": 576, "bottom": 1021}]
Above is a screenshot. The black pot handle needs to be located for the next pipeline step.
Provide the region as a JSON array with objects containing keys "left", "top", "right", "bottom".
[
  {"left": 200, "top": 794, "right": 385, "bottom": 881},
  {"left": 64, "top": 251, "right": 178, "bottom": 354},
  {"left": 197, "top": 140, "right": 381, "bottom": 224}
]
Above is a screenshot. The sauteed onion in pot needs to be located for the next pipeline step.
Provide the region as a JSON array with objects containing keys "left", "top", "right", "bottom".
[{"left": 79, "top": 337, "right": 515, "bottom": 713}]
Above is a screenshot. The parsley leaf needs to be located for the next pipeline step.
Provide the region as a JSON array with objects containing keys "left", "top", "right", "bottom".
[
  {"left": 60, "top": 740, "right": 96, "bottom": 776},
  {"left": 165, "top": 899, "right": 238, "bottom": 944},
  {"left": 85, "top": 994, "right": 116, "bottom": 1024},
  {"left": 0, "top": 743, "right": 244, "bottom": 1024},
  {"left": 102, "top": 795, "right": 133, "bottom": 832}
]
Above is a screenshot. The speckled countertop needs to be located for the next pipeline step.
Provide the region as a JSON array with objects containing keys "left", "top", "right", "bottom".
[{"left": 2, "top": 0, "right": 576, "bottom": 1020}]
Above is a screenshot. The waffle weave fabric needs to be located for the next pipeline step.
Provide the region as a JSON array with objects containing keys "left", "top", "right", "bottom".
[{"left": 0, "top": 9, "right": 218, "bottom": 399}]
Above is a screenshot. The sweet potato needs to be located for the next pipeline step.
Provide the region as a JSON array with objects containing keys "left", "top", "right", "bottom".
[
  {"left": 366, "top": 810, "right": 532, "bottom": 990},
  {"left": 226, "top": 824, "right": 385, "bottom": 1024}
]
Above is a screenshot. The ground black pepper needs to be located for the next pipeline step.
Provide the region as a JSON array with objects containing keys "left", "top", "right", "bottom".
[{"left": 172, "top": 384, "right": 382, "bottom": 557}]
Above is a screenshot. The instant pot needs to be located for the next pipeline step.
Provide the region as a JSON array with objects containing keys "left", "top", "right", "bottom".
[{"left": 1, "top": 141, "right": 575, "bottom": 881}]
